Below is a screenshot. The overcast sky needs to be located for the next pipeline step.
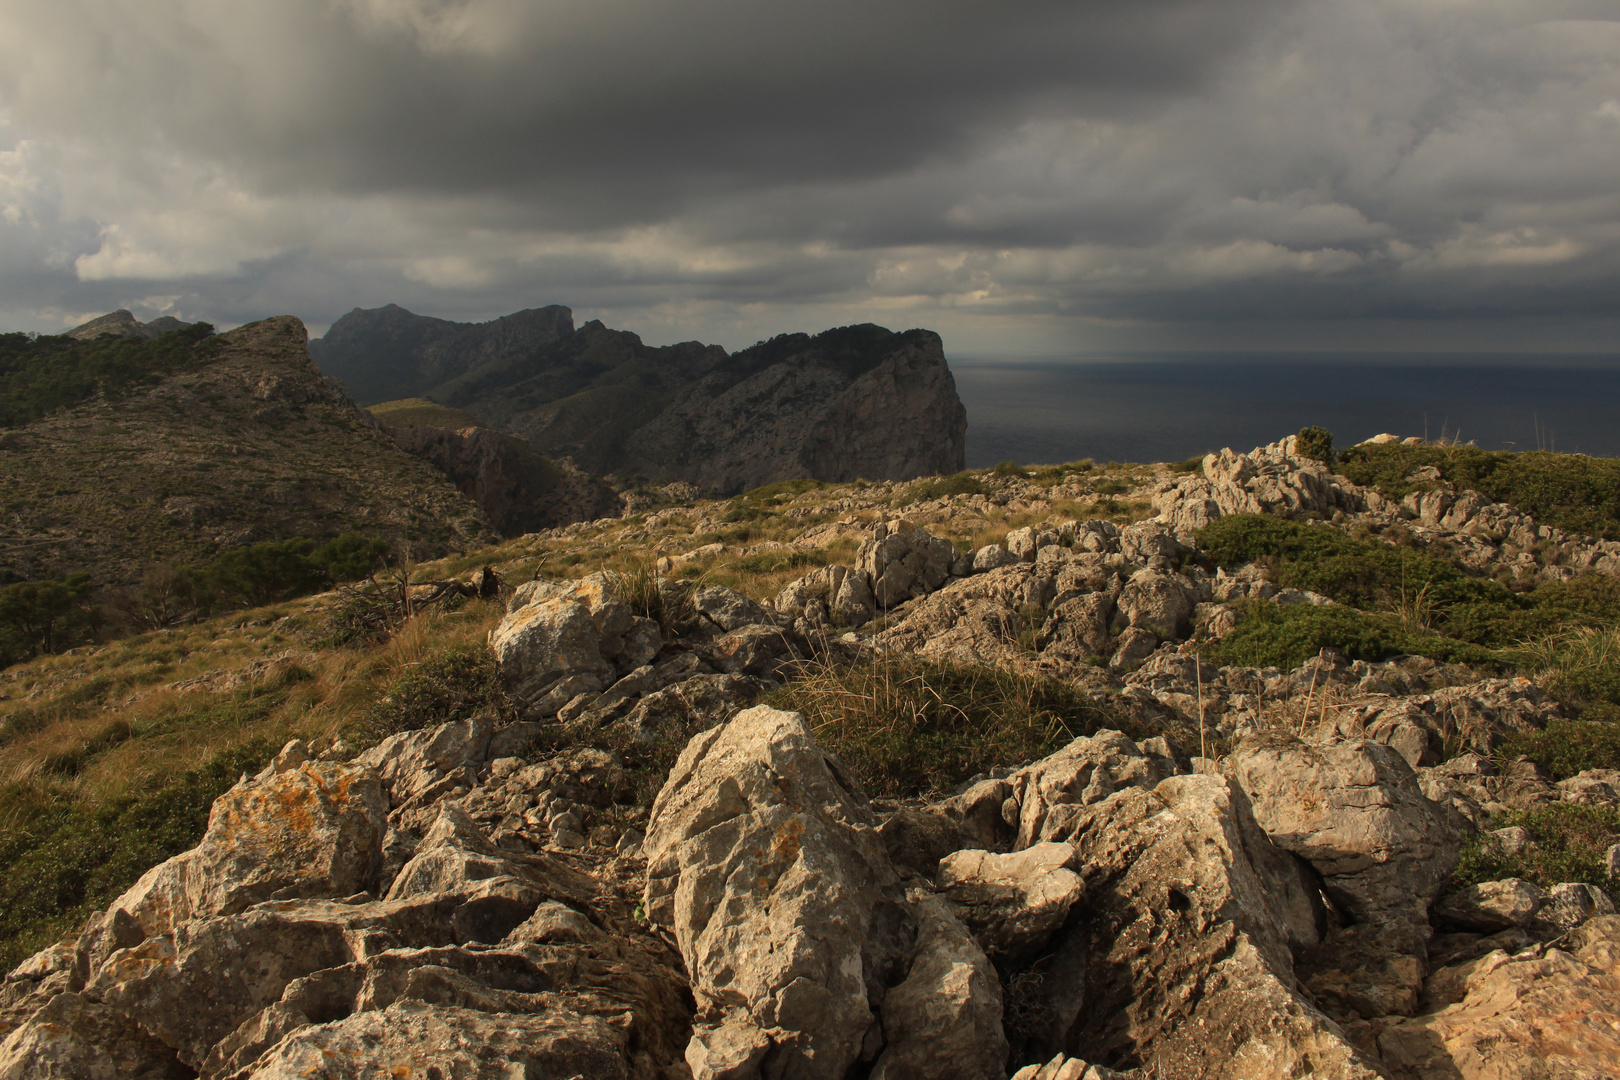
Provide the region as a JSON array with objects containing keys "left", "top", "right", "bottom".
[{"left": 2, "top": 0, "right": 1618, "bottom": 355}]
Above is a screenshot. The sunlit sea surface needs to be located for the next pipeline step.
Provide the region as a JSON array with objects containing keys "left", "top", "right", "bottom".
[{"left": 951, "top": 353, "right": 1620, "bottom": 469}]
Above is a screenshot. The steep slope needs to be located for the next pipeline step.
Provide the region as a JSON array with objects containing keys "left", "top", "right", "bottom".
[
  {"left": 309, "top": 303, "right": 574, "bottom": 405},
  {"left": 370, "top": 399, "right": 623, "bottom": 534},
  {"left": 0, "top": 317, "right": 493, "bottom": 587}
]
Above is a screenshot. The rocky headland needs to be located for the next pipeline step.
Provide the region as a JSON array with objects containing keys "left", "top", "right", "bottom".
[
  {"left": 2, "top": 432, "right": 1619, "bottom": 1077},
  {"left": 311, "top": 306, "right": 969, "bottom": 494}
]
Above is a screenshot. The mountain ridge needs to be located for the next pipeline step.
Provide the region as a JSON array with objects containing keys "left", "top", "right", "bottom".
[{"left": 311, "top": 304, "right": 968, "bottom": 494}]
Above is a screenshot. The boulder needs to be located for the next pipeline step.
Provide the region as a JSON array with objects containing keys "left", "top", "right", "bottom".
[
  {"left": 489, "top": 595, "right": 612, "bottom": 702},
  {"left": 1107, "top": 626, "right": 1158, "bottom": 673},
  {"left": 877, "top": 563, "right": 1049, "bottom": 667},
  {"left": 973, "top": 544, "right": 1023, "bottom": 572},
  {"left": 1226, "top": 734, "right": 1460, "bottom": 926},
  {"left": 1434, "top": 879, "right": 1547, "bottom": 933},
  {"left": 774, "top": 564, "right": 877, "bottom": 628},
  {"left": 1005, "top": 730, "right": 1171, "bottom": 850},
  {"left": 1010, "top": 773, "right": 1373, "bottom": 1079},
  {"left": 0, "top": 992, "right": 189, "bottom": 1080},
  {"left": 81, "top": 756, "right": 387, "bottom": 956},
  {"left": 857, "top": 519, "right": 957, "bottom": 607},
  {"left": 232, "top": 999, "right": 633, "bottom": 1080},
  {"left": 1537, "top": 882, "right": 1617, "bottom": 931},
  {"left": 938, "top": 843, "right": 1085, "bottom": 961},
  {"left": 1114, "top": 568, "right": 1198, "bottom": 639},
  {"left": 355, "top": 716, "right": 493, "bottom": 803},
  {"left": 694, "top": 584, "right": 778, "bottom": 633},
  {"left": 868, "top": 889, "right": 1008, "bottom": 1080},
  {"left": 642, "top": 705, "right": 900, "bottom": 1080}
]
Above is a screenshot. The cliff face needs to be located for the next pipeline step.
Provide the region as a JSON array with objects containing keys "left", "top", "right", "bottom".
[
  {"left": 624, "top": 326, "right": 967, "bottom": 493},
  {"left": 1, "top": 317, "right": 493, "bottom": 586},
  {"left": 317, "top": 309, "right": 969, "bottom": 496},
  {"left": 386, "top": 424, "right": 623, "bottom": 535}
]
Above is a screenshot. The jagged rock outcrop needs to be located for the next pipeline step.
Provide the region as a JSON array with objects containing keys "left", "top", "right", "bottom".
[
  {"left": 620, "top": 325, "right": 968, "bottom": 494},
  {"left": 386, "top": 423, "right": 621, "bottom": 535},
  {"left": 642, "top": 704, "right": 1006, "bottom": 1080}
]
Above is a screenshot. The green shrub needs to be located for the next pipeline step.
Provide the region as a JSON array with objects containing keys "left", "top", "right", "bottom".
[
  {"left": 310, "top": 534, "right": 393, "bottom": 582},
  {"left": 1198, "top": 514, "right": 1497, "bottom": 612},
  {"left": 1452, "top": 802, "right": 1620, "bottom": 892},
  {"left": 1169, "top": 455, "right": 1207, "bottom": 475},
  {"left": 993, "top": 461, "right": 1030, "bottom": 478},
  {"left": 766, "top": 657, "right": 1141, "bottom": 798},
  {"left": 0, "top": 322, "right": 220, "bottom": 427},
  {"left": 356, "top": 646, "right": 508, "bottom": 746},
  {"left": 1498, "top": 720, "right": 1620, "bottom": 781},
  {"left": 203, "top": 533, "right": 392, "bottom": 611},
  {"left": 0, "top": 738, "right": 273, "bottom": 971},
  {"left": 0, "top": 572, "right": 101, "bottom": 667},
  {"left": 1295, "top": 426, "right": 1336, "bottom": 466},
  {"left": 1202, "top": 601, "right": 1493, "bottom": 671},
  {"left": 1338, "top": 443, "right": 1620, "bottom": 540}
]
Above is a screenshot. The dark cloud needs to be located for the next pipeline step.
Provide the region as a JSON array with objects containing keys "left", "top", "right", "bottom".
[{"left": 0, "top": 1, "right": 1617, "bottom": 352}]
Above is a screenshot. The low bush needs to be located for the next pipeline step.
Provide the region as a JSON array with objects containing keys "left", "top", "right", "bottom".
[
  {"left": 0, "top": 738, "right": 274, "bottom": 971},
  {"left": 1337, "top": 443, "right": 1620, "bottom": 540},
  {"left": 1497, "top": 720, "right": 1620, "bottom": 780},
  {"left": 355, "top": 645, "right": 509, "bottom": 746},
  {"left": 610, "top": 562, "right": 701, "bottom": 637},
  {"left": 1202, "top": 601, "right": 1493, "bottom": 671},
  {"left": 766, "top": 656, "right": 1141, "bottom": 798},
  {"left": 1295, "top": 425, "right": 1336, "bottom": 466},
  {"left": 1452, "top": 802, "right": 1620, "bottom": 892}
]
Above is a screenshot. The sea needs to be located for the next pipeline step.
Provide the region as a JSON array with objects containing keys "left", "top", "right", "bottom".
[{"left": 951, "top": 353, "right": 1620, "bottom": 469}]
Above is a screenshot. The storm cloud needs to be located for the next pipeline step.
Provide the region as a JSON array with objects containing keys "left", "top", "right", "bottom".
[{"left": 1, "top": 0, "right": 1617, "bottom": 353}]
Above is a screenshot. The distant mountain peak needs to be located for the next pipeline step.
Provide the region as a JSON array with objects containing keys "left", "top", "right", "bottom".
[{"left": 67, "top": 310, "right": 191, "bottom": 341}]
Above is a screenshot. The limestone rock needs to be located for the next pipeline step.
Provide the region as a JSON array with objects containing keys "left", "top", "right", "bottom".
[
  {"left": 355, "top": 715, "right": 493, "bottom": 804},
  {"left": 489, "top": 594, "right": 612, "bottom": 702},
  {"left": 235, "top": 999, "right": 633, "bottom": 1080},
  {"left": 0, "top": 992, "right": 189, "bottom": 1080},
  {"left": 1114, "top": 567, "right": 1198, "bottom": 639},
  {"left": 642, "top": 705, "right": 897, "bottom": 1080},
  {"left": 694, "top": 584, "right": 779, "bottom": 633},
  {"left": 973, "top": 544, "right": 1023, "bottom": 572},
  {"left": 83, "top": 758, "right": 387, "bottom": 955},
  {"left": 1537, "top": 882, "right": 1617, "bottom": 931},
  {"left": 869, "top": 889, "right": 1008, "bottom": 1080},
  {"left": 858, "top": 519, "right": 958, "bottom": 607},
  {"left": 774, "top": 564, "right": 876, "bottom": 628},
  {"left": 1378, "top": 915, "right": 1620, "bottom": 1079},
  {"left": 1434, "top": 879, "right": 1547, "bottom": 933},
  {"left": 938, "top": 843, "right": 1084, "bottom": 961},
  {"left": 1227, "top": 734, "right": 1460, "bottom": 926},
  {"left": 1012, "top": 773, "right": 1375, "bottom": 1079}
]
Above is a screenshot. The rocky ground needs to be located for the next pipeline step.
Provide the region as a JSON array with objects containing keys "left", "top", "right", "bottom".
[{"left": 3, "top": 434, "right": 1619, "bottom": 1077}]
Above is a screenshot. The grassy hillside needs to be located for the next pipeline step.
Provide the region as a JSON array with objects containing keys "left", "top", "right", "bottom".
[
  {"left": 0, "top": 318, "right": 492, "bottom": 590},
  {"left": 367, "top": 397, "right": 482, "bottom": 429}
]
